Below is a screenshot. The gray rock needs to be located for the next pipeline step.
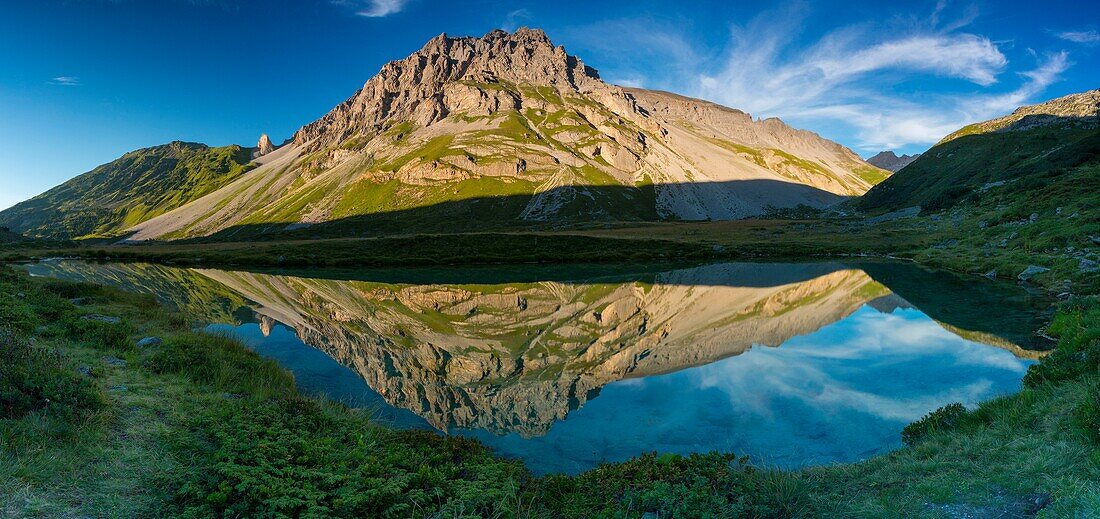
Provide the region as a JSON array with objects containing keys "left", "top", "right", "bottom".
[
  {"left": 1080, "top": 258, "right": 1100, "bottom": 273},
  {"left": 1029, "top": 213, "right": 1039, "bottom": 222},
  {"left": 1017, "top": 265, "right": 1050, "bottom": 281},
  {"left": 136, "top": 336, "right": 162, "bottom": 348},
  {"left": 82, "top": 314, "right": 122, "bottom": 324},
  {"left": 1090, "top": 235, "right": 1100, "bottom": 246},
  {"left": 108, "top": 385, "right": 128, "bottom": 392},
  {"left": 982, "top": 269, "right": 997, "bottom": 279},
  {"left": 69, "top": 297, "right": 94, "bottom": 306},
  {"left": 78, "top": 366, "right": 94, "bottom": 377},
  {"left": 102, "top": 356, "right": 127, "bottom": 368}
]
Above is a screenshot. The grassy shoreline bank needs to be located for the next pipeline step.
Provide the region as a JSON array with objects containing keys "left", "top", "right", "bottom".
[{"left": 4, "top": 215, "right": 1095, "bottom": 296}]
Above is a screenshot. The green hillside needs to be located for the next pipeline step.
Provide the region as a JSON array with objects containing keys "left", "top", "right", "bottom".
[
  {"left": 0, "top": 142, "right": 254, "bottom": 240},
  {"left": 858, "top": 125, "right": 1099, "bottom": 213}
]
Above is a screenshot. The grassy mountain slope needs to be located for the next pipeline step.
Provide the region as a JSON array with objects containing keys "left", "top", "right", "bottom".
[
  {"left": 859, "top": 89, "right": 1099, "bottom": 214},
  {"left": 855, "top": 89, "right": 1099, "bottom": 290},
  {"left": 858, "top": 126, "right": 1099, "bottom": 213},
  {"left": 0, "top": 142, "right": 254, "bottom": 239}
]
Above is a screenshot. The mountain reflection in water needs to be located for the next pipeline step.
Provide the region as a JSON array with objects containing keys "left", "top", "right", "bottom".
[{"left": 23, "top": 260, "right": 1048, "bottom": 474}]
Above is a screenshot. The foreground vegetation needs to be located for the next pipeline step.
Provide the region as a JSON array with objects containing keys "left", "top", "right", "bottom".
[{"left": 1, "top": 258, "right": 1098, "bottom": 517}]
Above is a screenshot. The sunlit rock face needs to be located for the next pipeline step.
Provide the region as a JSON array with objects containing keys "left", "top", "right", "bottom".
[{"left": 123, "top": 29, "right": 888, "bottom": 241}]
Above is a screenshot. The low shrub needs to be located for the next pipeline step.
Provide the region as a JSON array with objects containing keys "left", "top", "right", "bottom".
[
  {"left": 148, "top": 332, "right": 295, "bottom": 399},
  {"left": 902, "top": 403, "right": 969, "bottom": 446},
  {"left": 1023, "top": 297, "right": 1100, "bottom": 388},
  {"left": 0, "top": 329, "right": 105, "bottom": 423},
  {"left": 535, "top": 452, "right": 801, "bottom": 517},
  {"left": 64, "top": 318, "right": 134, "bottom": 352},
  {"left": 166, "top": 398, "right": 527, "bottom": 518}
]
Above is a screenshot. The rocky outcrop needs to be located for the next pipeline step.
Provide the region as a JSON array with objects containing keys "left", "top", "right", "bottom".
[
  {"left": 252, "top": 134, "right": 275, "bottom": 159},
  {"left": 867, "top": 151, "right": 920, "bottom": 172}
]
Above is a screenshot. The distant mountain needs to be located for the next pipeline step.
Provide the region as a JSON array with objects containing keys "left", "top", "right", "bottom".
[
  {"left": 858, "top": 89, "right": 1100, "bottom": 214},
  {"left": 866, "top": 151, "right": 920, "bottom": 172},
  {"left": 115, "top": 28, "right": 888, "bottom": 241},
  {"left": 0, "top": 142, "right": 255, "bottom": 239}
]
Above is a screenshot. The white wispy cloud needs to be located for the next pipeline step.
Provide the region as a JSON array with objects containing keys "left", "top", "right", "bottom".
[
  {"left": 502, "top": 8, "right": 533, "bottom": 32},
  {"left": 48, "top": 76, "right": 80, "bottom": 86},
  {"left": 333, "top": 0, "right": 407, "bottom": 17},
  {"left": 580, "top": 3, "right": 1072, "bottom": 151},
  {"left": 1057, "top": 30, "right": 1100, "bottom": 44}
]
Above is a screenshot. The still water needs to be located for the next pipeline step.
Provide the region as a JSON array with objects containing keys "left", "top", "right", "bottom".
[{"left": 23, "top": 260, "right": 1049, "bottom": 474}]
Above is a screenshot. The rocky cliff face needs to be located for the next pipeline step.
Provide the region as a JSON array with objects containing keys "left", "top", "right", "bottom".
[
  {"left": 252, "top": 134, "right": 275, "bottom": 159},
  {"left": 867, "top": 151, "right": 920, "bottom": 172},
  {"left": 123, "top": 28, "right": 889, "bottom": 241}
]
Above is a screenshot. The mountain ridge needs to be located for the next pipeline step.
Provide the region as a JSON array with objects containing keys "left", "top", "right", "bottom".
[
  {"left": 866, "top": 151, "right": 920, "bottom": 172},
  {"left": 115, "top": 28, "right": 887, "bottom": 241}
]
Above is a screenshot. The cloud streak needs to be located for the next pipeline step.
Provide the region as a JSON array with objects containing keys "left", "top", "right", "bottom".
[
  {"left": 1057, "top": 30, "right": 1100, "bottom": 44},
  {"left": 333, "top": 0, "right": 407, "bottom": 17},
  {"left": 48, "top": 76, "right": 80, "bottom": 86},
  {"left": 583, "top": 4, "right": 1072, "bottom": 152}
]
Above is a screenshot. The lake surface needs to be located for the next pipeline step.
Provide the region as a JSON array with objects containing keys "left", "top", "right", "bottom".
[{"left": 23, "top": 259, "right": 1050, "bottom": 474}]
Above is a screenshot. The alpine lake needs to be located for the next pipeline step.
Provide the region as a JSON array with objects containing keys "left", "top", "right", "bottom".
[{"left": 21, "top": 259, "right": 1052, "bottom": 475}]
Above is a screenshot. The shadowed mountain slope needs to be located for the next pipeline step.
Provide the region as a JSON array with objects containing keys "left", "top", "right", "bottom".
[{"left": 859, "top": 90, "right": 1100, "bottom": 213}]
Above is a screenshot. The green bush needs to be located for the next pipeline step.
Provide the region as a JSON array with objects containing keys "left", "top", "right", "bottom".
[
  {"left": 0, "top": 329, "right": 105, "bottom": 423},
  {"left": 1023, "top": 297, "right": 1100, "bottom": 388},
  {"left": 534, "top": 452, "right": 798, "bottom": 517},
  {"left": 166, "top": 398, "right": 526, "bottom": 518},
  {"left": 902, "top": 403, "right": 969, "bottom": 446},
  {"left": 148, "top": 332, "right": 295, "bottom": 399},
  {"left": 64, "top": 318, "right": 134, "bottom": 352}
]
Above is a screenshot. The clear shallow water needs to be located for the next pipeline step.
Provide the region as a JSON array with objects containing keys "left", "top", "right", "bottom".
[{"left": 23, "top": 259, "right": 1049, "bottom": 474}]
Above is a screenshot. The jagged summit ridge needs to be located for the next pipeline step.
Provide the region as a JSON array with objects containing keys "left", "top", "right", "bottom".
[
  {"left": 867, "top": 151, "right": 920, "bottom": 172},
  {"left": 293, "top": 28, "right": 604, "bottom": 151}
]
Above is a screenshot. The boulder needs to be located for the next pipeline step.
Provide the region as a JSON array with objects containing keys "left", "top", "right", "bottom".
[
  {"left": 1017, "top": 265, "right": 1050, "bottom": 281},
  {"left": 136, "top": 336, "right": 162, "bottom": 348},
  {"left": 1080, "top": 258, "right": 1100, "bottom": 274},
  {"left": 82, "top": 314, "right": 122, "bottom": 324}
]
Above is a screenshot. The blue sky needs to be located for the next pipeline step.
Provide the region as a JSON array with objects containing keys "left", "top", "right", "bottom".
[{"left": 1, "top": 0, "right": 1097, "bottom": 210}]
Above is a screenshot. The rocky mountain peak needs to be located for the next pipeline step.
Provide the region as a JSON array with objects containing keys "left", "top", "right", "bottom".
[
  {"left": 253, "top": 134, "right": 275, "bottom": 158},
  {"left": 292, "top": 28, "right": 603, "bottom": 151},
  {"left": 867, "top": 151, "right": 920, "bottom": 172}
]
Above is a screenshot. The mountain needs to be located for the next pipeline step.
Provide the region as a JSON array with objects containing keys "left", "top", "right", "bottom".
[
  {"left": 119, "top": 28, "right": 888, "bottom": 241},
  {"left": 859, "top": 89, "right": 1100, "bottom": 214},
  {"left": 0, "top": 142, "right": 254, "bottom": 239},
  {"left": 866, "top": 151, "right": 920, "bottom": 172}
]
